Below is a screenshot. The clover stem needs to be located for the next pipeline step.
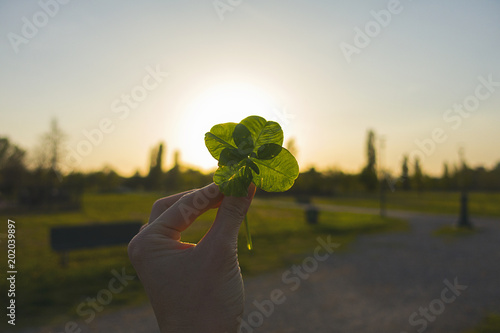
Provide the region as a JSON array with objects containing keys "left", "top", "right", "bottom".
[{"left": 244, "top": 214, "right": 253, "bottom": 251}]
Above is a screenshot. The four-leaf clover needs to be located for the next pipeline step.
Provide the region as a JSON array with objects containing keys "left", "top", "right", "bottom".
[{"left": 205, "top": 115, "right": 299, "bottom": 197}]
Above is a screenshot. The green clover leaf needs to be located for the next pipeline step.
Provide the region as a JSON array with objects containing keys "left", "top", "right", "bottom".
[{"left": 205, "top": 115, "right": 299, "bottom": 197}]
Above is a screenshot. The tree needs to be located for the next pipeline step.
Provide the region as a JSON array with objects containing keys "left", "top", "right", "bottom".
[
  {"left": 84, "top": 167, "right": 124, "bottom": 193},
  {"left": 401, "top": 155, "right": 410, "bottom": 191},
  {"left": 173, "top": 150, "right": 180, "bottom": 168},
  {"left": 413, "top": 157, "right": 423, "bottom": 192},
  {"left": 457, "top": 147, "right": 472, "bottom": 228},
  {"left": 123, "top": 170, "right": 145, "bottom": 191},
  {"left": 293, "top": 167, "right": 323, "bottom": 196},
  {"left": 458, "top": 147, "right": 470, "bottom": 190},
  {"left": 147, "top": 142, "right": 164, "bottom": 190},
  {"left": 0, "top": 137, "right": 27, "bottom": 197},
  {"left": 442, "top": 162, "right": 451, "bottom": 191},
  {"left": 489, "top": 162, "right": 500, "bottom": 190},
  {"left": 165, "top": 150, "right": 181, "bottom": 191},
  {"left": 33, "top": 118, "right": 67, "bottom": 177},
  {"left": 359, "top": 129, "right": 378, "bottom": 192}
]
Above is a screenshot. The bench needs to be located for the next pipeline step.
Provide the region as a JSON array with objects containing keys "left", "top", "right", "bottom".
[{"left": 50, "top": 221, "right": 142, "bottom": 267}]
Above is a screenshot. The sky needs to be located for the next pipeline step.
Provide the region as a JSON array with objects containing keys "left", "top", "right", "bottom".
[{"left": 1, "top": 0, "right": 499, "bottom": 177}]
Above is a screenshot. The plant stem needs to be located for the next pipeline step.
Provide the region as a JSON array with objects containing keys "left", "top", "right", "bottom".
[{"left": 244, "top": 214, "right": 253, "bottom": 250}]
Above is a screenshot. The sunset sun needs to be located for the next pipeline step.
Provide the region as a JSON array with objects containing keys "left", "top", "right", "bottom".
[{"left": 177, "top": 82, "right": 279, "bottom": 171}]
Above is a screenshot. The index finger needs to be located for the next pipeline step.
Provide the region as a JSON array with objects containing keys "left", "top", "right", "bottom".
[
  {"left": 148, "top": 183, "right": 223, "bottom": 238},
  {"left": 149, "top": 189, "right": 195, "bottom": 223}
]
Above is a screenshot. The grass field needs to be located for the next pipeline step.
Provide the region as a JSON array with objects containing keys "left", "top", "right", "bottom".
[
  {"left": 0, "top": 191, "right": 406, "bottom": 328},
  {"left": 464, "top": 313, "right": 500, "bottom": 333},
  {"left": 311, "top": 191, "right": 500, "bottom": 217}
]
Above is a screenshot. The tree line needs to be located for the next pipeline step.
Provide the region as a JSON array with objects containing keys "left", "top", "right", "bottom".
[{"left": 1, "top": 123, "right": 500, "bottom": 209}]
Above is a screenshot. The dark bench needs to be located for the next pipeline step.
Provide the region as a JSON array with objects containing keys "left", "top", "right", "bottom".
[{"left": 50, "top": 221, "right": 142, "bottom": 267}]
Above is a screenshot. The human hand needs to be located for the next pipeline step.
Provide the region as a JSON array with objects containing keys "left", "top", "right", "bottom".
[{"left": 128, "top": 183, "right": 256, "bottom": 333}]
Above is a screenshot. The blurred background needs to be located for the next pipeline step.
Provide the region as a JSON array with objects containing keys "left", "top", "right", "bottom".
[{"left": 1, "top": 0, "right": 499, "bottom": 332}]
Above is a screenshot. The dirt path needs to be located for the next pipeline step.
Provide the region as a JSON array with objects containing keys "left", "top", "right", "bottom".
[
  {"left": 17, "top": 207, "right": 500, "bottom": 333},
  {"left": 241, "top": 212, "right": 500, "bottom": 332}
]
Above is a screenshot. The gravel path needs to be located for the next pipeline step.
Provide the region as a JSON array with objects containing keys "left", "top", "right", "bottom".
[{"left": 17, "top": 206, "right": 500, "bottom": 333}]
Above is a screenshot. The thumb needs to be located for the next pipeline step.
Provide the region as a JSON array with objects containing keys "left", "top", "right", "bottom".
[{"left": 200, "top": 184, "right": 256, "bottom": 252}]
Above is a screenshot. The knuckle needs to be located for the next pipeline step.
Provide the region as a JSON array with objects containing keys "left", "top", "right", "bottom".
[{"left": 151, "top": 198, "right": 165, "bottom": 213}]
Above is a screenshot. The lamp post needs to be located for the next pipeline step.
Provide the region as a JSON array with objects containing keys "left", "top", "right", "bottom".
[
  {"left": 457, "top": 147, "right": 472, "bottom": 228},
  {"left": 379, "top": 136, "right": 386, "bottom": 217}
]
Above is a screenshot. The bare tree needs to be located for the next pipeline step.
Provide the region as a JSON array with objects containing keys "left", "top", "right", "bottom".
[{"left": 32, "top": 118, "right": 67, "bottom": 176}]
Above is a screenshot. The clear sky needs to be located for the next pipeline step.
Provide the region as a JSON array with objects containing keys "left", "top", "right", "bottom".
[{"left": 1, "top": 0, "right": 499, "bottom": 177}]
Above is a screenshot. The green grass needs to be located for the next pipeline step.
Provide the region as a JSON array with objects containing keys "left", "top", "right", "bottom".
[
  {"left": 464, "top": 314, "right": 500, "bottom": 333},
  {"left": 312, "top": 191, "right": 500, "bottom": 217},
  {"left": 0, "top": 192, "right": 161, "bottom": 329},
  {"left": 0, "top": 191, "right": 406, "bottom": 329}
]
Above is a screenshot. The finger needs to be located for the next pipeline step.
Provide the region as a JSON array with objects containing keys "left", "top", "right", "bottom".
[
  {"left": 199, "top": 184, "right": 256, "bottom": 252},
  {"left": 148, "top": 189, "right": 195, "bottom": 223},
  {"left": 148, "top": 183, "right": 224, "bottom": 239}
]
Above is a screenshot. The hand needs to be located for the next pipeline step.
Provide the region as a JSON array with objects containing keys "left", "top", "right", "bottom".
[{"left": 128, "top": 183, "right": 256, "bottom": 333}]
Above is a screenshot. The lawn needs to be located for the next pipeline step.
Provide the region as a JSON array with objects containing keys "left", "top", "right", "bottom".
[
  {"left": 311, "top": 191, "right": 500, "bottom": 217},
  {"left": 464, "top": 313, "right": 500, "bottom": 333},
  {"left": 0, "top": 191, "right": 406, "bottom": 329}
]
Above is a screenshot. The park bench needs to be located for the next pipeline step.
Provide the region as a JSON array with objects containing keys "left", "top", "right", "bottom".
[{"left": 50, "top": 221, "right": 142, "bottom": 267}]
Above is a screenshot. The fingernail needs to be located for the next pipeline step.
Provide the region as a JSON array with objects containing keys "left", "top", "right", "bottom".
[{"left": 247, "top": 183, "right": 256, "bottom": 199}]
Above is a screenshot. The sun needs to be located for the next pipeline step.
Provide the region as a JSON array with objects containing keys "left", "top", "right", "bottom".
[{"left": 177, "top": 82, "right": 278, "bottom": 171}]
